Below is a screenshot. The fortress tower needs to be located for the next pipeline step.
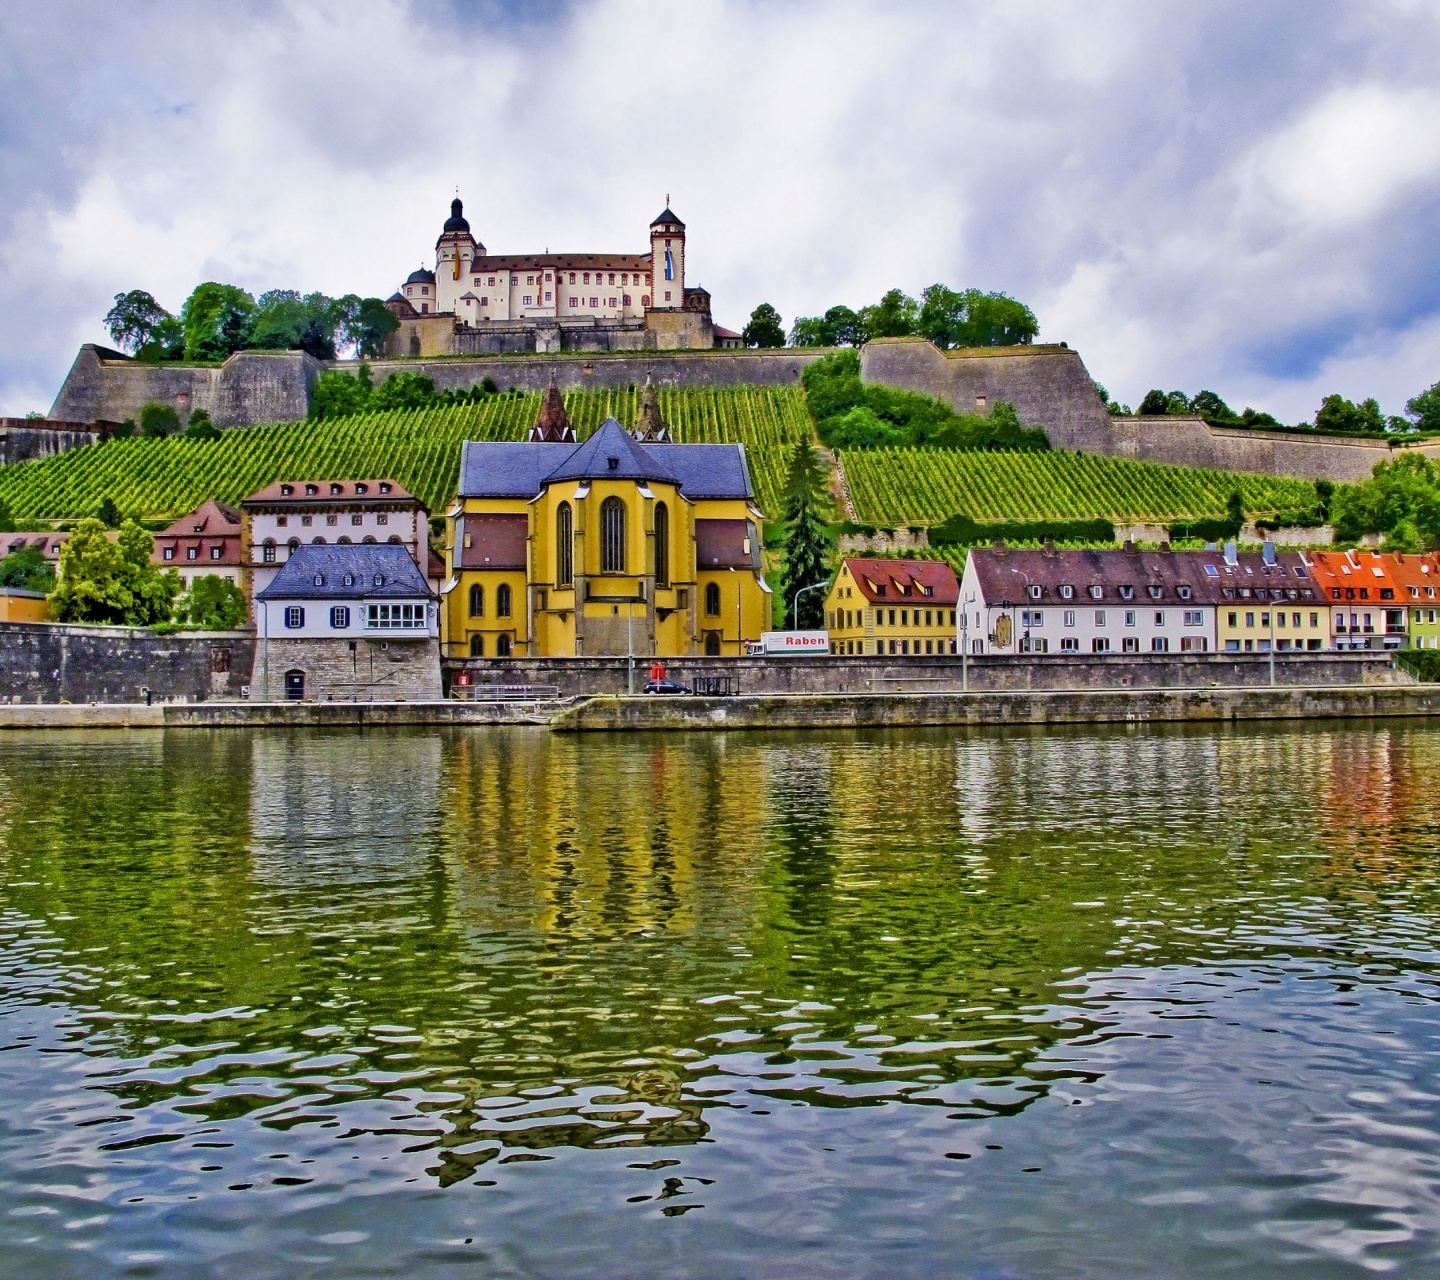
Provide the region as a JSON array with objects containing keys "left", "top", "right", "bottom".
[{"left": 649, "top": 204, "right": 685, "bottom": 310}]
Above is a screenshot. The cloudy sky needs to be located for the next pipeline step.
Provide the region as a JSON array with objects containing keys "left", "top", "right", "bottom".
[{"left": 3, "top": 0, "right": 1440, "bottom": 421}]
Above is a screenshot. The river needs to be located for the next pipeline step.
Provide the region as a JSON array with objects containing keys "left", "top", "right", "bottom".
[{"left": 1, "top": 723, "right": 1438, "bottom": 1278}]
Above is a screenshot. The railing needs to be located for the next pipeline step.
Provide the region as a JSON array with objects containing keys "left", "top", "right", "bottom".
[
  {"left": 690, "top": 674, "right": 738, "bottom": 697},
  {"left": 450, "top": 684, "right": 560, "bottom": 702}
]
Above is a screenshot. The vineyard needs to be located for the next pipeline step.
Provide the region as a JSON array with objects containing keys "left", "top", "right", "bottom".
[
  {"left": 841, "top": 448, "right": 1318, "bottom": 525},
  {"left": 0, "top": 386, "right": 813, "bottom": 523}
]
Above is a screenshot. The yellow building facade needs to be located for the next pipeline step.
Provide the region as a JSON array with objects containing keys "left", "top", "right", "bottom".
[
  {"left": 824, "top": 557, "right": 960, "bottom": 656},
  {"left": 444, "top": 418, "right": 770, "bottom": 658}
]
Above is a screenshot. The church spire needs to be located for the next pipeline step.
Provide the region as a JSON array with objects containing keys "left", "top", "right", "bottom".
[
  {"left": 528, "top": 373, "right": 576, "bottom": 443},
  {"left": 633, "top": 374, "right": 671, "bottom": 442}
]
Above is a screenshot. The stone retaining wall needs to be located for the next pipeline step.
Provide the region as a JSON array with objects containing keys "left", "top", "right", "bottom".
[
  {"left": 0, "top": 622, "right": 254, "bottom": 703},
  {"left": 445, "top": 651, "right": 1403, "bottom": 698}
]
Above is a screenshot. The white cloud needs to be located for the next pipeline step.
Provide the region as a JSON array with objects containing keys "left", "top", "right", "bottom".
[{"left": 1, "top": 0, "right": 1439, "bottom": 427}]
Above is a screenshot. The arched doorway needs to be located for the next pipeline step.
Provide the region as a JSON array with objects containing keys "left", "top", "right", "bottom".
[
  {"left": 704, "top": 631, "right": 721, "bottom": 656},
  {"left": 283, "top": 669, "right": 305, "bottom": 700}
]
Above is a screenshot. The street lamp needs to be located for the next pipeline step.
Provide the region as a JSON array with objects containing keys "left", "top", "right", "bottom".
[{"left": 793, "top": 580, "right": 829, "bottom": 631}]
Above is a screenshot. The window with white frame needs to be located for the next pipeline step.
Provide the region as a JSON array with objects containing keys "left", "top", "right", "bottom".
[
  {"left": 284, "top": 606, "right": 304, "bottom": 629},
  {"left": 366, "top": 603, "right": 425, "bottom": 629},
  {"left": 1095, "top": 610, "right": 1106, "bottom": 626},
  {"left": 1184, "top": 610, "right": 1203, "bottom": 626},
  {"left": 1154, "top": 611, "right": 1165, "bottom": 626},
  {"left": 330, "top": 606, "right": 350, "bottom": 629},
  {"left": 1060, "top": 636, "right": 1079, "bottom": 652},
  {"left": 1063, "top": 610, "right": 1075, "bottom": 628}
]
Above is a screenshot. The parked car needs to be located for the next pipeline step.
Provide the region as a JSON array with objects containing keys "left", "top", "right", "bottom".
[{"left": 644, "top": 678, "right": 692, "bottom": 695}]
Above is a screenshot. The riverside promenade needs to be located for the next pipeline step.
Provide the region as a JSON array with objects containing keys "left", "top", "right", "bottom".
[{"left": 4, "top": 683, "right": 1440, "bottom": 732}]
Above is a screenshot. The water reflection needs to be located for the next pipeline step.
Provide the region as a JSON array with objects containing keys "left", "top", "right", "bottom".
[{"left": 1, "top": 723, "right": 1440, "bottom": 1275}]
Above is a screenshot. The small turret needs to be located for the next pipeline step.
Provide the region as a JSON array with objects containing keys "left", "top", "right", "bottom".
[
  {"left": 632, "top": 375, "right": 671, "bottom": 442},
  {"left": 529, "top": 373, "right": 576, "bottom": 443}
]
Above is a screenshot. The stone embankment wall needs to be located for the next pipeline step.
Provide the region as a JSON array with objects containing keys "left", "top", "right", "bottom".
[
  {"left": 445, "top": 651, "right": 1403, "bottom": 699},
  {"left": 49, "top": 346, "right": 320, "bottom": 428},
  {"left": 0, "top": 622, "right": 254, "bottom": 703},
  {"left": 861, "top": 337, "right": 1440, "bottom": 483},
  {"left": 248, "top": 637, "right": 441, "bottom": 702}
]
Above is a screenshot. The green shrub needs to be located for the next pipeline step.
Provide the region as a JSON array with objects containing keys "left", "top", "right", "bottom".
[
  {"left": 929, "top": 513, "right": 1116, "bottom": 547},
  {"left": 139, "top": 401, "right": 180, "bottom": 438},
  {"left": 1397, "top": 649, "right": 1440, "bottom": 682},
  {"left": 174, "top": 574, "right": 247, "bottom": 629}
]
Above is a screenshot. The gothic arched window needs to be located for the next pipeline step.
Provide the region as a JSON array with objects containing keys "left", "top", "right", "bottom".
[
  {"left": 601, "top": 497, "right": 626, "bottom": 574},
  {"left": 469, "top": 583, "right": 484, "bottom": 618},
  {"left": 654, "top": 502, "right": 670, "bottom": 588},
  {"left": 705, "top": 581, "right": 721, "bottom": 616},
  {"left": 556, "top": 502, "right": 573, "bottom": 586},
  {"left": 469, "top": 633, "right": 484, "bottom": 657},
  {"left": 496, "top": 583, "right": 512, "bottom": 618}
]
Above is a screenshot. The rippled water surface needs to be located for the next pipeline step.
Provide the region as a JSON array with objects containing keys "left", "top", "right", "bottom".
[{"left": 2, "top": 724, "right": 1440, "bottom": 1277}]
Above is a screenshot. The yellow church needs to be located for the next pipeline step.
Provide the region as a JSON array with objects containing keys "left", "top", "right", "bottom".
[{"left": 443, "top": 385, "right": 770, "bottom": 657}]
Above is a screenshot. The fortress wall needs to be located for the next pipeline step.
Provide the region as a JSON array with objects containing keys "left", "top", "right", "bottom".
[
  {"left": 0, "top": 419, "right": 110, "bottom": 466},
  {"left": 858, "top": 336, "right": 1439, "bottom": 483},
  {"left": 49, "top": 347, "right": 319, "bottom": 428},
  {"left": 347, "top": 347, "right": 830, "bottom": 394},
  {"left": 860, "top": 337, "right": 1117, "bottom": 453}
]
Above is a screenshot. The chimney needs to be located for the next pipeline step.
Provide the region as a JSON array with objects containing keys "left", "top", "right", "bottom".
[
  {"left": 1262, "top": 541, "right": 1276, "bottom": 567},
  {"left": 993, "top": 538, "right": 1007, "bottom": 557},
  {"left": 1043, "top": 538, "right": 1056, "bottom": 556},
  {"left": 1223, "top": 540, "right": 1238, "bottom": 566},
  {"left": 1160, "top": 540, "right": 1172, "bottom": 553},
  {"left": 1124, "top": 539, "right": 1137, "bottom": 554}
]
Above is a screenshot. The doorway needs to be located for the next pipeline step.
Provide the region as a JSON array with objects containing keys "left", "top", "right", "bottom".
[{"left": 284, "top": 669, "right": 305, "bottom": 700}]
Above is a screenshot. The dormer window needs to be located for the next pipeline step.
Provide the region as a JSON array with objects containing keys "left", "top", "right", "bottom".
[
  {"left": 1118, "top": 585, "right": 1134, "bottom": 600},
  {"left": 1027, "top": 584, "right": 1041, "bottom": 600},
  {"left": 379, "top": 483, "right": 391, "bottom": 494},
  {"left": 1177, "top": 584, "right": 1192, "bottom": 600},
  {"left": 355, "top": 483, "right": 368, "bottom": 495},
  {"left": 608, "top": 456, "right": 619, "bottom": 470},
  {"left": 305, "top": 484, "right": 318, "bottom": 496},
  {"left": 280, "top": 484, "right": 293, "bottom": 496},
  {"left": 1059, "top": 584, "right": 1074, "bottom": 600},
  {"left": 874, "top": 584, "right": 886, "bottom": 597},
  {"left": 343, "top": 573, "right": 354, "bottom": 587},
  {"left": 313, "top": 574, "right": 324, "bottom": 586},
  {"left": 1147, "top": 585, "right": 1162, "bottom": 599},
  {"left": 373, "top": 574, "right": 384, "bottom": 587},
  {"left": 330, "top": 483, "right": 343, "bottom": 495},
  {"left": 1088, "top": 585, "right": 1102, "bottom": 599}
]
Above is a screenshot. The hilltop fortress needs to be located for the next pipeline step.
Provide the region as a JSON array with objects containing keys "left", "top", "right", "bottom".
[{"left": 383, "top": 199, "right": 736, "bottom": 357}]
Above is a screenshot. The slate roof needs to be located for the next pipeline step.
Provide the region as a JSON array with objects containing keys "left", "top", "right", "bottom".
[
  {"left": 465, "top": 253, "right": 653, "bottom": 275},
  {"left": 458, "top": 422, "right": 753, "bottom": 501},
  {"left": 650, "top": 207, "right": 685, "bottom": 228},
  {"left": 243, "top": 478, "right": 417, "bottom": 507},
  {"left": 256, "top": 544, "right": 434, "bottom": 602},
  {"left": 442, "top": 198, "right": 471, "bottom": 234},
  {"left": 406, "top": 267, "right": 436, "bottom": 284},
  {"left": 544, "top": 419, "right": 676, "bottom": 485}
]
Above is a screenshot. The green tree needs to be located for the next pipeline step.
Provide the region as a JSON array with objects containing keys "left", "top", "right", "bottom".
[
  {"left": 180, "top": 282, "right": 257, "bottom": 361},
  {"left": 1315, "top": 393, "right": 1385, "bottom": 434},
  {"left": 139, "top": 401, "right": 180, "bottom": 437},
  {"left": 182, "top": 408, "right": 221, "bottom": 440},
  {"left": 856, "top": 289, "right": 918, "bottom": 343},
  {"left": 0, "top": 546, "right": 54, "bottom": 593},
  {"left": 790, "top": 305, "right": 860, "bottom": 348},
  {"left": 96, "top": 496, "right": 124, "bottom": 528},
  {"left": 50, "top": 519, "right": 180, "bottom": 626},
  {"left": 742, "top": 302, "right": 786, "bottom": 348},
  {"left": 309, "top": 365, "right": 374, "bottom": 420},
  {"left": 1331, "top": 454, "right": 1440, "bottom": 545},
  {"left": 1405, "top": 380, "right": 1440, "bottom": 433},
  {"left": 341, "top": 296, "right": 400, "bottom": 358},
  {"left": 251, "top": 290, "right": 342, "bottom": 359},
  {"left": 1191, "top": 390, "right": 1235, "bottom": 421},
  {"left": 0, "top": 496, "right": 13, "bottom": 533},
  {"left": 369, "top": 370, "right": 436, "bottom": 411},
  {"left": 917, "top": 285, "right": 1037, "bottom": 349},
  {"left": 777, "top": 442, "right": 834, "bottom": 629},
  {"left": 174, "top": 574, "right": 247, "bottom": 629},
  {"left": 104, "top": 290, "right": 173, "bottom": 354},
  {"left": 1138, "top": 389, "right": 1169, "bottom": 415}
]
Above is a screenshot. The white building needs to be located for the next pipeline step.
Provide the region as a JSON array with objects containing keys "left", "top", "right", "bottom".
[
  {"left": 960, "top": 545, "right": 1216, "bottom": 656},
  {"left": 241, "top": 478, "right": 433, "bottom": 622}
]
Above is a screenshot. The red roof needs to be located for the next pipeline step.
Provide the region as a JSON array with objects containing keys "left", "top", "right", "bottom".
[{"left": 843, "top": 557, "right": 958, "bottom": 605}]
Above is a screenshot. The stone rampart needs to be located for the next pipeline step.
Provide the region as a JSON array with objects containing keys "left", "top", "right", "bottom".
[
  {"left": 444, "top": 651, "right": 1402, "bottom": 699},
  {"left": 0, "top": 417, "right": 116, "bottom": 465},
  {"left": 0, "top": 622, "right": 255, "bottom": 703},
  {"left": 48, "top": 346, "right": 320, "bottom": 428},
  {"left": 859, "top": 337, "right": 1440, "bottom": 483}
]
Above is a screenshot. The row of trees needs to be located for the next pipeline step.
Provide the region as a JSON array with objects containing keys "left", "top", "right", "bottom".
[
  {"left": 740, "top": 286, "right": 1039, "bottom": 351},
  {"left": 1102, "top": 381, "right": 1440, "bottom": 436},
  {"left": 104, "top": 286, "right": 399, "bottom": 363}
]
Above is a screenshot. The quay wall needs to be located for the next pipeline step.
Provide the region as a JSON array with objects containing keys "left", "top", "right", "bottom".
[
  {"left": 444, "top": 651, "right": 1404, "bottom": 698},
  {"left": 1, "top": 683, "right": 1438, "bottom": 733},
  {"left": 0, "top": 622, "right": 254, "bottom": 704}
]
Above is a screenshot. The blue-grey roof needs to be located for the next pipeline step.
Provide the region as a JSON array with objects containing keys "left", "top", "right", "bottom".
[
  {"left": 256, "top": 543, "right": 434, "bottom": 602},
  {"left": 458, "top": 423, "right": 753, "bottom": 502},
  {"left": 543, "top": 419, "right": 676, "bottom": 485}
]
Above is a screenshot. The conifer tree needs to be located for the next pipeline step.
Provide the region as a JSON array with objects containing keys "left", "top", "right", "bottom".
[{"left": 778, "top": 441, "right": 834, "bottom": 629}]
